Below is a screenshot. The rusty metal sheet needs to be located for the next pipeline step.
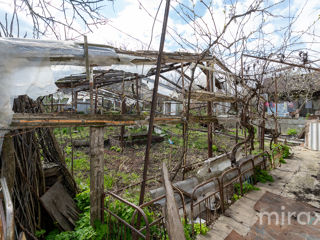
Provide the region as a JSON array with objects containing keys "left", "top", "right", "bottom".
[
  {"left": 254, "top": 191, "right": 319, "bottom": 215},
  {"left": 225, "top": 230, "right": 245, "bottom": 240}
]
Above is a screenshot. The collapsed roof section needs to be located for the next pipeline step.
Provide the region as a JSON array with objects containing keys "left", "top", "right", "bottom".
[
  {"left": 0, "top": 37, "right": 235, "bottom": 150},
  {"left": 56, "top": 69, "right": 144, "bottom": 92},
  {"left": 0, "top": 38, "right": 232, "bottom": 68}
]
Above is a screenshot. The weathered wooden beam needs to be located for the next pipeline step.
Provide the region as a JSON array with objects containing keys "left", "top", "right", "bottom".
[
  {"left": 0, "top": 133, "right": 15, "bottom": 194},
  {"left": 186, "top": 91, "right": 236, "bottom": 102},
  {"left": 162, "top": 162, "right": 185, "bottom": 240},
  {"left": 10, "top": 113, "right": 145, "bottom": 128},
  {"left": 147, "top": 62, "right": 191, "bottom": 76},
  {"left": 9, "top": 113, "right": 220, "bottom": 129},
  {"left": 159, "top": 74, "right": 183, "bottom": 92},
  {"left": 89, "top": 127, "right": 105, "bottom": 225},
  {"left": 0, "top": 178, "right": 14, "bottom": 240}
]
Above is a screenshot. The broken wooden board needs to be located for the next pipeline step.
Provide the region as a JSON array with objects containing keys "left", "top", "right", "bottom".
[
  {"left": 43, "top": 163, "right": 63, "bottom": 189},
  {"left": 40, "top": 182, "right": 79, "bottom": 231}
]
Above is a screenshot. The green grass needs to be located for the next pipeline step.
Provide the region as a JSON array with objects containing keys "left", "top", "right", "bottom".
[{"left": 254, "top": 168, "right": 274, "bottom": 183}]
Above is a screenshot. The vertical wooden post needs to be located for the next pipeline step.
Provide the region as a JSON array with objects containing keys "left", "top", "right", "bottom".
[
  {"left": 50, "top": 94, "right": 54, "bottom": 113},
  {"left": 74, "top": 91, "right": 78, "bottom": 113},
  {"left": 207, "top": 62, "right": 213, "bottom": 158},
  {"left": 95, "top": 86, "right": 98, "bottom": 114},
  {"left": 211, "top": 62, "right": 216, "bottom": 149},
  {"left": 69, "top": 128, "right": 74, "bottom": 176},
  {"left": 244, "top": 130, "right": 248, "bottom": 156},
  {"left": 84, "top": 35, "right": 105, "bottom": 225},
  {"left": 71, "top": 78, "right": 74, "bottom": 112},
  {"left": 120, "top": 97, "right": 126, "bottom": 150},
  {"left": 181, "top": 62, "right": 187, "bottom": 180},
  {"left": 136, "top": 76, "right": 140, "bottom": 115},
  {"left": 84, "top": 36, "right": 94, "bottom": 115},
  {"left": 260, "top": 103, "right": 266, "bottom": 151},
  {"left": 89, "top": 127, "right": 105, "bottom": 225},
  {"left": 1, "top": 134, "right": 15, "bottom": 195},
  {"left": 120, "top": 79, "right": 126, "bottom": 150}
]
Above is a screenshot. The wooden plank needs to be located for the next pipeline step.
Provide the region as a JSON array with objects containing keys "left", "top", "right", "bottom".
[
  {"left": 0, "top": 134, "right": 15, "bottom": 194},
  {"left": 0, "top": 178, "right": 14, "bottom": 240},
  {"left": 162, "top": 162, "right": 186, "bottom": 240},
  {"left": 89, "top": 127, "right": 105, "bottom": 225},
  {"left": 40, "top": 182, "right": 79, "bottom": 231},
  {"left": 187, "top": 91, "right": 236, "bottom": 102},
  {"left": 9, "top": 113, "right": 219, "bottom": 128},
  {"left": 0, "top": 200, "right": 5, "bottom": 240}
]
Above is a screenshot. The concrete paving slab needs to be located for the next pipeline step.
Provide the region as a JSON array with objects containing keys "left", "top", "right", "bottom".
[{"left": 198, "top": 146, "right": 320, "bottom": 240}]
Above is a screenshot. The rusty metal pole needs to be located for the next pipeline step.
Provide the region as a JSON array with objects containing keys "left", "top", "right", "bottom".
[
  {"left": 139, "top": 0, "right": 171, "bottom": 206},
  {"left": 207, "top": 62, "right": 213, "bottom": 158}
]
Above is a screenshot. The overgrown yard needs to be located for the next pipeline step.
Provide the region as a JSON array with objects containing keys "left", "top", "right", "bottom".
[
  {"left": 46, "top": 124, "right": 282, "bottom": 239},
  {"left": 55, "top": 124, "right": 239, "bottom": 192}
]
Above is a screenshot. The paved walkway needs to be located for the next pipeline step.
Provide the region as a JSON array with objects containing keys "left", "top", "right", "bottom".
[{"left": 198, "top": 146, "right": 320, "bottom": 240}]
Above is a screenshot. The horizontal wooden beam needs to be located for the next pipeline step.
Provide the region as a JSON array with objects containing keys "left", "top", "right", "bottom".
[
  {"left": 9, "top": 113, "right": 218, "bottom": 129},
  {"left": 187, "top": 91, "right": 236, "bottom": 102}
]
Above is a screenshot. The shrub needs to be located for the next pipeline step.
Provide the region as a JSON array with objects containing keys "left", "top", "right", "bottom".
[
  {"left": 47, "top": 188, "right": 208, "bottom": 240},
  {"left": 212, "top": 145, "right": 218, "bottom": 152},
  {"left": 287, "top": 128, "right": 297, "bottom": 136},
  {"left": 272, "top": 143, "right": 291, "bottom": 159}
]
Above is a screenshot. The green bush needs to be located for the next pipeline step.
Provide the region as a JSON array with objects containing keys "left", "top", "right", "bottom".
[
  {"left": 281, "top": 144, "right": 290, "bottom": 158},
  {"left": 182, "top": 219, "right": 208, "bottom": 240},
  {"left": 272, "top": 143, "right": 291, "bottom": 159},
  {"left": 232, "top": 193, "right": 241, "bottom": 201},
  {"left": 212, "top": 145, "right": 218, "bottom": 152},
  {"left": 110, "top": 146, "right": 122, "bottom": 152},
  {"left": 47, "top": 188, "right": 208, "bottom": 240},
  {"left": 306, "top": 113, "right": 311, "bottom": 119},
  {"left": 287, "top": 128, "right": 297, "bottom": 136}
]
